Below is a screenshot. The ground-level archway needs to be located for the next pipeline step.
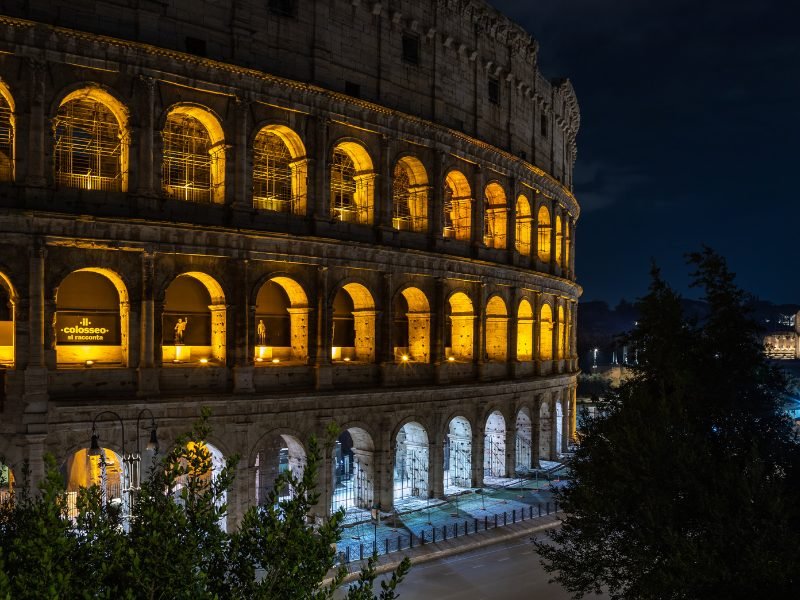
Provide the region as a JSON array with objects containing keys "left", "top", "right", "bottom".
[
  {"left": 515, "top": 408, "right": 532, "bottom": 472},
  {"left": 443, "top": 416, "right": 472, "bottom": 491},
  {"left": 0, "top": 273, "right": 15, "bottom": 367},
  {"left": 331, "top": 427, "right": 375, "bottom": 515},
  {"left": 254, "top": 433, "right": 306, "bottom": 504},
  {"left": 483, "top": 411, "right": 506, "bottom": 479},
  {"left": 61, "top": 447, "right": 125, "bottom": 519},
  {"left": 393, "top": 422, "right": 429, "bottom": 503}
]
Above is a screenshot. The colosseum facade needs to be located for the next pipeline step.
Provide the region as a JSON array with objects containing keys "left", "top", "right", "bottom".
[{"left": 0, "top": 0, "right": 581, "bottom": 526}]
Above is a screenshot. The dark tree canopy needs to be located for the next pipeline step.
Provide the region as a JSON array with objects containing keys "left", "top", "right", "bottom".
[{"left": 537, "top": 249, "right": 800, "bottom": 599}]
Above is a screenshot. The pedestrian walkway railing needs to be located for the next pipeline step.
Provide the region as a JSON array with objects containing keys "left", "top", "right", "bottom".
[{"left": 336, "top": 501, "right": 560, "bottom": 565}]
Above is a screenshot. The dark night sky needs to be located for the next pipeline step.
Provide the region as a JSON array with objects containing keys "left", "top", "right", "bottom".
[{"left": 490, "top": 0, "right": 800, "bottom": 305}]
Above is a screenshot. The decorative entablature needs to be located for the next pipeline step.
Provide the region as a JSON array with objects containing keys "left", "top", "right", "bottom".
[
  {"left": 0, "top": 14, "right": 580, "bottom": 220},
  {"left": 553, "top": 78, "right": 581, "bottom": 160}
]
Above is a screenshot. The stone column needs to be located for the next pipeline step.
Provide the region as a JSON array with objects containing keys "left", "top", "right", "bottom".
[
  {"left": 376, "top": 428, "right": 394, "bottom": 512},
  {"left": 233, "top": 259, "right": 254, "bottom": 393},
  {"left": 549, "top": 201, "right": 559, "bottom": 275},
  {"left": 508, "top": 287, "right": 520, "bottom": 378},
  {"left": 378, "top": 135, "right": 393, "bottom": 231},
  {"left": 472, "top": 167, "right": 485, "bottom": 251},
  {"left": 136, "top": 76, "right": 156, "bottom": 196},
  {"left": 232, "top": 97, "right": 251, "bottom": 211},
  {"left": 287, "top": 308, "right": 312, "bottom": 361},
  {"left": 289, "top": 158, "right": 310, "bottom": 215},
  {"left": 25, "top": 59, "right": 46, "bottom": 188},
  {"left": 429, "top": 151, "right": 445, "bottom": 244},
  {"left": 569, "top": 386, "right": 578, "bottom": 442},
  {"left": 209, "top": 304, "right": 228, "bottom": 364},
  {"left": 429, "top": 433, "right": 444, "bottom": 499},
  {"left": 505, "top": 421, "right": 517, "bottom": 478},
  {"left": 552, "top": 300, "right": 561, "bottom": 373},
  {"left": 568, "top": 216, "right": 577, "bottom": 279},
  {"left": 314, "top": 266, "right": 332, "bottom": 389},
  {"left": 475, "top": 282, "right": 486, "bottom": 379},
  {"left": 506, "top": 177, "right": 517, "bottom": 262},
  {"left": 24, "top": 242, "right": 48, "bottom": 415},
  {"left": 311, "top": 117, "right": 330, "bottom": 223},
  {"left": 560, "top": 211, "right": 569, "bottom": 274},
  {"left": 353, "top": 310, "right": 378, "bottom": 363},
  {"left": 531, "top": 394, "right": 542, "bottom": 468},
  {"left": 379, "top": 273, "right": 394, "bottom": 366},
  {"left": 532, "top": 292, "right": 541, "bottom": 375},
  {"left": 472, "top": 424, "right": 485, "bottom": 488},
  {"left": 531, "top": 190, "right": 540, "bottom": 264}
]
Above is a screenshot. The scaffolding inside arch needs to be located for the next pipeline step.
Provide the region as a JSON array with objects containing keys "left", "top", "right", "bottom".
[
  {"left": 253, "top": 131, "right": 297, "bottom": 213},
  {"left": 331, "top": 148, "right": 373, "bottom": 224},
  {"left": 442, "top": 180, "right": 471, "bottom": 241},
  {"left": 0, "top": 98, "right": 12, "bottom": 182},
  {"left": 162, "top": 114, "right": 221, "bottom": 203},
  {"left": 54, "top": 98, "right": 125, "bottom": 192}
]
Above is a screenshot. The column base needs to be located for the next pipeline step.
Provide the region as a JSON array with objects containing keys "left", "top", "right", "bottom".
[
  {"left": 23, "top": 367, "right": 49, "bottom": 414},
  {"left": 315, "top": 363, "right": 333, "bottom": 390},
  {"left": 137, "top": 367, "right": 160, "bottom": 397},
  {"left": 232, "top": 366, "right": 255, "bottom": 394}
]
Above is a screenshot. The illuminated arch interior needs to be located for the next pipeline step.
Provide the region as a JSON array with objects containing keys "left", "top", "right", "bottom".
[
  {"left": 162, "top": 105, "right": 226, "bottom": 204},
  {"left": 253, "top": 125, "right": 307, "bottom": 214},
  {"left": 332, "top": 283, "right": 376, "bottom": 362},
  {"left": 537, "top": 205, "right": 552, "bottom": 263},
  {"left": 516, "top": 299, "right": 534, "bottom": 361},
  {"left": 331, "top": 141, "right": 375, "bottom": 225},
  {"left": 446, "top": 292, "right": 474, "bottom": 361},
  {"left": 555, "top": 214, "right": 564, "bottom": 265},
  {"left": 0, "top": 272, "right": 15, "bottom": 367},
  {"left": 55, "top": 268, "right": 129, "bottom": 366},
  {"left": 332, "top": 427, "right": 375, "bottom": 513},
  {"left": 558, "top": 305, "right": 567, "bottom": 359},
  {"left": 539, "top": 303, "right": 554, "bottom": 361},
  {"left": 61, "top": 447, "right": 123, "bottom": 519},
  {"left": 485, "top": 295, "right": 508, "bottom": 361},
  {"left": 394, "top": 421, "right": 429, "bottom": 501},
  {"left": 254, "top": 433, "right": 306, "bottom": 505},
  {"left": 515, "top": 195, "right": 532, "bottom": 255},
  {"left": 515, "top": 408, "right": 533, "bottom": 471},
  {"left": 443, "top": 170, "right": 471, "bottom": 241},
  {"left": 177, "top": 441, "right": 227, "bottom": 530},
  {"left": 444, "top": 416, "right": 472, "bottom": 490},
  {"left": 392, "top": 156, "right": 429, "bottom": 232},
  {"left": 54, "top": 87, "right": 129, "bottom": 192},
  {"left": 254, "top": 277, "right": 309, "bottom": 363},
  {"left": 484, "top": 411, "right": 506, "bottom": 478},
  {"left": 0, "top": 462, "right": 14, "bottom": 499},
  {"left": 162, "top": 272, "right": 226, "bottom": 364},
  {"left": 0, "top": 80, "right": 14, "bottom": 182},
  {"left": 483, "top": 183, "right": 507, "bottom": 249},
  {"left": 393, "top": 287, "right": 431, "bottom": 362}
]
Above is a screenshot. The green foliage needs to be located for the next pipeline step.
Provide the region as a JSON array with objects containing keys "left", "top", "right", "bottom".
[
  {"left": 536, "top": 249, "right": 800, "bottom": 599},
  {"left": 0, "top": 413, "right": 409, "bottom": 599}
]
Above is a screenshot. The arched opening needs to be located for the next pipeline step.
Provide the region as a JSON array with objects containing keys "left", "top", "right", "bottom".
[
  {"left": 443, "top": 170, "right": 472, "bottom": 241},
  {"left": 332, "top": 283, "right": 375, "bottom": 363},
  {"left": 483, "top": 183, "right": 507, "bottom": 249},
  {"left": 0, "top": 462, "right": 14, "bottom": 502},
  {"left": 392, "top": 156, "right": 428, "bottom": 232},
  {"left": 61, "top": 447, "right": 125, "bottom": 520},
  {"left": 55, "top": 269, "right": 129, "bottom": 367},
  {"left": 54, "top": 88, "right": 129, "bottom": 192},
  {"left": 330, "top": 141, "right": 375, "bottom": 225},
  {"left": 558, "top": 305, "right": 566, "bottom": 359},
  {"left": 161, "top": 272, "right": 226, "bottom": 364},
  {"left": 254, "top": 434, "right": 306, "bottom": 505},
  {"left": 162, "top": 105, "right": 225, "bottom": 203},
  {"left": 539, "top": 304, "right": 554, "bottom": 361},
  {"left": 515, "top": 408, "right": 532, "bottom": 472},
  {"left": 0, "top": 274, "right": 15, "bottom": 367},
  {"left": 483, "top": 411, "right": 506, "bottom": 479},
  {"left": 555, "top": 214, "right": 564, "bottom": 265},
  {"left": 254, "top": 277, "right": 309, "bottom": 364},
  {"left": 393, "top": 422, "right": 429, "bottom": 503},
  {"left": 555, "top": 401, "right": 564, "bottom": 455},
  {"left": 253, "top": 124, "right": 307, "bottom": 214},
  {"left": 539, "top": 400, "right": 552, "bottom": 461},
  {"left": 444, "top": 416, "right": 472, "bottom": 491},
  {"left": 446, "top": 292, "right": 474, "bottom": 362},
  {"left": 0, "top": 81, "right": 15, "bottom": 182},
  {"left": 515, "top": 195, "right": 532, "bottom": 255},
  {"left": 393, "top": 287, "right": 430, "bottom": 363},
  {"left": 537, "top": 205, "right": 552, "bottom": 263},
  {"left": 517, "top": 299, "right": 534, "bottom": 361},
  {"left": 175, "top": 441, "right": 227, "bottom": 531},
  {"left": 484, "top": 296, "right": 508, "bottom": 362},
  {"left": 331, "top": 427, "right": 374, "bottom": 515}
]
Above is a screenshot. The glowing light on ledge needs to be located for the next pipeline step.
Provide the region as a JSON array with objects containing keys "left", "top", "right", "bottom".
[
  {"left": 199, "top": 358, "right": 208, "bottom": 364},
  {"left": 255, "top": 357, "right": 264, "bottom": 363},
  {"left": 401, "top": 355, "right": 409, "bottom": 362},
  {"left": 343, "top": 357, "right": 351, "bottom": 362},
  {"left": 272, "top": 358, "right": 280, "bottom": 364},
  {"left": 448, "top": 356, "right": 456, "bottom": 362},
  {"left": 85, "top": 360, "right": 94, "bottom": 367}
]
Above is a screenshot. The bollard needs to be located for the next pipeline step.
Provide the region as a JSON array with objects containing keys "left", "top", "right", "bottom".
[
  {"left": 494, "top": 514, "right": 498, "bottom": 528},
  {"left": 513, "top": 509, "right": 516, "bottom": 524},
  {"left": 432, "top": 527, "right": 437, "bottom": 543},
  {"left": 484, "top": 515, "right": 488, "bottom": 530},
  {"left": 385, "top": 539, "right": 389, "bottom": 554},
  {"left": 503, "top": 512, "right": 507, "bottom": 526},
  {"left": 421, "top": 530, "right": 426, "bottom": 545},
  {"left": 359, "top": 544, "right": 364, "bottom": 561},
  {"left": 443, "top": 525, "right": 447, "bottom": 541},
  {"left": 454, "top": 523, "right": 458, "bottom": 538},
  {"left": 373, "top": 540, "right": 377, "bottom": 555},
  {"left": 410, "top": 534, "right": 414, "bottom": 549},
  {"left": 398, "top": 536, "right": 402, "bottom": 552},
  {"left": 346, "top": 546, "right": 350, "bottom": 563},
  {"left": 538, "top": 503, "right": 542, "bottom": 517},
  {"left": 529, "top": 505, "right": 533, "bottom": 519},
  {"left": 547, "top": 502, "right": 551, "bottom": 515}
]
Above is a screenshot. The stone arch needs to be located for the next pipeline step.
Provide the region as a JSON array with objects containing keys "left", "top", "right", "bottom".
[
  {"left": 251, "top": 429, "right": 307, "bottom": 505},
  {"left": 0, "top": 271, "right": 17, "bottom": 367},
  {"left": 177, "top": 440, "right": 228, "bottom": 530},
  {"left": 161, "top": 272, "right": 226, "bottom": 364},
  {"left": 61, "top": 446, "right": 125, "bottom": 519},
  {"left": 393, "top": 286, "right": 431, "bottom": 363},
  {"left": 332, "top": 425, "right": 375, "bottom": 513},
  {"left": 254, "top": 275, "right": 310, "bottom": 363},
  {"left": 393, "top": 421, "right": 429, "bottom": 502},
  {"left": 444, "top": 415, "right": 472, "bottom": 490},
  {"left": 484, "top": 294, "right": 508, "bottom": 361},
  {"left": 483, "top": 410, "right": 506, "bottom": 479},
  {"left": 332, "top": 281, "right": 376, "bottom": 363},
  {"left": 537, "top": 204, "right": 552, "bottom": 263},
  {"left": 392, "top": 155, "right": 429, "bottom": 232},
  {"left": 515, "top": 194, "right": 532, "bottom": 255},
  {"left": 517, "top": 298, "right": 534, "bottom": 361},
  {"left": 0, "top": 79, "right": 15, "bottom": 182},
  {"left": 252, "top": 123, "right": 307, "bottom": 214},
  {"left": 330, "top": 139, "right": 375, "bottom": 225},
  {"left": 539, "top": 302, "right": 554, "bottom": 361},
  {"left": 161, "top": 103, "right": 226, "bottom": 203},
  {"left": 515, "top": 407, "right": 533, "bottom": 472},
  {"left": 483, "top": 182, "right": 507, "bottom": 249},
  {"left": 54, "top": 268, "right": 130, "bottom": 367},
  {"left": 443, "top": 170, "right": 472, "bottom": 241},
  {"left": 53, "top": 85, "right": 130, "bottom": 192},
  {"left": 446, "top": 290, "right": 474, "bottom": 362}
]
